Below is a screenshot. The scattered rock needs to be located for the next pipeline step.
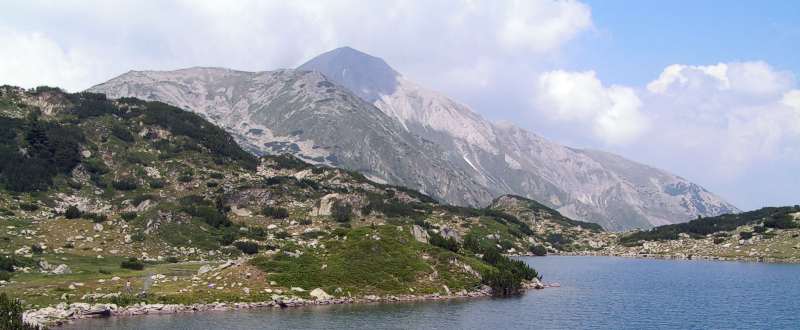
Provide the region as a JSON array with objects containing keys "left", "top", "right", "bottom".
[
  {"left": 310, "top": 288, "right": 332, "bottom": 300},
  {"left": 411, "top": 225, "right": 429, "bottom": 243}
]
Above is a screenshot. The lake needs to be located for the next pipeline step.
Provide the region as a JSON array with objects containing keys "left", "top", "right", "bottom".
[{"left": 63, "top": 256, "right": 800, "bottom": 329}]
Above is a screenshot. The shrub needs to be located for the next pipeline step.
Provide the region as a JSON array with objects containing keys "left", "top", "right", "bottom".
[
  {"left": 149, "top": 179, "right": 165, "bottom": 189},
  {"left": 165, "top": 256, "right": 180, "bottom": 263},
  {"left": 177, "top": 173, "right": 193, "bottom": 183},
  {"left": 18, "top": 203, "right": 39, "bottom": 212},
  {"left": 332, "top": 202, "right": 352, "bottom": 223},
  {"left": 739, "top": 231, "right": 753, "bottom": 240},
  {"left": 64, "top": 205, "right": 82, "bottom": 219},
  {"left": 753, "top": 225, "right": 767, "bottom": 234},
  {"left": 274, "top": 231, "right": 290, "bottom": 239},
  {"left": 262, "top": 206, "right": 289, "bottom": 219},
  {"left": 299, "top": 219, "right": 312, "bottom": 226},
  {"left": 546, "top": 233, "right": 572, "bottom": 250},
  {"left": 112, "top": 178, "right": 138, "bottom": 191},
  {"left": 120, "top": 257, "right": 145, "bottom": 270},
  {"left": 85, "top": 212, "right": 108, "bottom": 223},
  {"left": 82, "top": 158, "right": 110, "bottom": 174},
  {"left": 131, "top": 231, "right": 146, "bottom": 242},
  {"left": 29, "top": 244, "right": 43, "bottom": 255},
  {"left": 429, "top": 232, "right": 459, "bottom": 252},
  {"left": 713, "top": 237, "right": 726, "bottom": 244},
  {"left": 234, "top": 241, "right": 259, "bottom": 255},
  {"left": 67, "top": 179, "right": 83, "bottom": 190},
  {"left": 764, "top": 216, "right": 797, "bottom": 229},
  {"left": 209, "top": 172, "right": 224, "bottom": 179},
  {"left": 0, "top": 271, "right": 10, "bottom": 282},
  {"left": 121, "top": 212, "right": 137, "bottom": 221},
  {"left": 220, "top": 231, "right": 238, "bottom": 246},
  {"left": 529, "top": 244, "right": 547, "bottom": 256},
  {"left": 0, "top": 293, "right": 37, "bottom": 329},
  {"left": 111, "top": 124, "right": 134, "bottom": 143},
  {"left": 131, "top": 194, "right": 153, "bottom": 206},
  {"left": 206, "top": 181, "right": 219, "bottom": 188},
  {"left": 480, "top": 250, "right": 539, "bottom": 296}
]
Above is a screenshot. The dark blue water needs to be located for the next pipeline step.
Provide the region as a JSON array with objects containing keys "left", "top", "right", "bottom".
[{"left": 64, "top": 256, "right": 800, "bottom": 329}]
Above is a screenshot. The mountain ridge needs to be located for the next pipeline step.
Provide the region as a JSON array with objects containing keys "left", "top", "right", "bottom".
[
  {"left": 297, "top": 47, "right": 739, "bottom": 230},
  {"left": 88, "top": 48, "right": 738, "bottom": 230}
]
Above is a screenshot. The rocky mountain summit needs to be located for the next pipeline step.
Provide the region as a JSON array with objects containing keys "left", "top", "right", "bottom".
[{"left": 89, "top": 47, "right": 738, "bottom": 230}]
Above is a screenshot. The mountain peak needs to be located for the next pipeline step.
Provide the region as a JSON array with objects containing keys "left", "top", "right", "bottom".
[{"left": 298, "top": 47, "right": 399, "bottom": 102}]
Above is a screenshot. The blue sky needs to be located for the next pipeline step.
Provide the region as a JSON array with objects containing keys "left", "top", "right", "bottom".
[
  {"left": 0, "top": 0, "right": 798, "bottom": 210},
  {"left": 572, "top": 0, "right": 800, "bottom": 86}
]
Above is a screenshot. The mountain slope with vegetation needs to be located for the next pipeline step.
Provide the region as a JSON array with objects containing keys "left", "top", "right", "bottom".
[
  {"left": 600, "top": 206, "right": 800, "bottom": 262},
  {"left": 0, "top": 85, "right": 607, "bottom": 326}
]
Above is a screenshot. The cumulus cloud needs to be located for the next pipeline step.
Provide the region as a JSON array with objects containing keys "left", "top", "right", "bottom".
[
  {"left": 0, "top": 28, "right": 101, "bottom": 91},
  {"left": 0, "top": 0, "right": 594, "bottom": 91},
  {"left": 531, "top": 61, "right": 799, "bottom": 185},
  {"left": 534, "top": 70, "right": 648, "bottom": 144},
  {"left": 642, "top": 61, "right": 799, "bottom": 176}
]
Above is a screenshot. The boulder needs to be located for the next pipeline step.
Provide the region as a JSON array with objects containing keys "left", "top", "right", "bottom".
[
  {"left": 311, "top": 193, "right": 343, "bottom": 216},
  {"left": 197, "top": 265, "right": 213, "bottom": 275},
  {"left": 440, "top": 227, "right": 461, "bottom": 242},
  {"left": 52, "top": 264, "right": 71, "bottom": 275},
  {"left": 411, "top": 225, "right": 429, "bottom": 243},
  {"left": 309, "top": 288, "right": 332, "bottom": 300}
]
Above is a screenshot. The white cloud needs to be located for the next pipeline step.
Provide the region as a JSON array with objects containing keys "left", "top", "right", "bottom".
[
  {"left": 531, "top": 61, "right": 799, "bottom": 182},
  {"left": 0, "top": 28, "right": 100, "bottom": 91},
  {"left": 498, "top": 0, "right": 593, "bottom": 53},
  {"left": 0, "top": 0, "right": 594, "bottom": 92},
  {"left": 643, "top": 62, "right": 799, "bottom": 177},
  {"left": 535, "top": 70, "right": 647, "bottom": 144},
  {"left": 647, "top": 61, "right": 794, "bottom": 97}
]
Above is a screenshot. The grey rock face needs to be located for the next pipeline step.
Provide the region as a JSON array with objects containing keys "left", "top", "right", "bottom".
[
  {"left": 296, "top": 47, "right": 739, "bottom": 230},
  {"left": 88, "top": 67, "right": 492, "bottom": 207},
  {"left": 89, "top": 48, "right": 739, "bottom": 230}
]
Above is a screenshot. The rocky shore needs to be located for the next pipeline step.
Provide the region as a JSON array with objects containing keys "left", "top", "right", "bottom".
[
  {"left": 556, "top": 251, "right": 800, "bottom": 264},
  {"left": 24, "top": 280, "right": 549, "bottom": 328}
]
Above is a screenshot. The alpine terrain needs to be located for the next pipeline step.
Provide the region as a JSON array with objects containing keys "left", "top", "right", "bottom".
[{"left": 89, "top": 47, "right": 738, "bottom": 230}]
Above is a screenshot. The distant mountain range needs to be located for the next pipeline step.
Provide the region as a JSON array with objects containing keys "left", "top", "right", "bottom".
[{"left": 89, "top": 47, "right": 738, "bottom": 230}]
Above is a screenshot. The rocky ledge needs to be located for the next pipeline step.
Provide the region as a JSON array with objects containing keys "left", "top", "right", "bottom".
[{"left": 25, "top": 280, "right": 549, "bottom": 328}]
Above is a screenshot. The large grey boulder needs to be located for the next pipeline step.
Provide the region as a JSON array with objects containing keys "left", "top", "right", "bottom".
[{"left": 411, "top": 225, "right": 429, "bottom": 243}]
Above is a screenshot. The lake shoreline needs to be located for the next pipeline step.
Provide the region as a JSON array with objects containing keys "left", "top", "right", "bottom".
[
  {"left": 25, "top": 280, "right": 549, "bottom": 328},
  {"left": 551, "top": 251, "right": 800, "bottom": 264}
]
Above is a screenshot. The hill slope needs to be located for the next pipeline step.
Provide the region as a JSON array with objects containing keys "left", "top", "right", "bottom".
[{"left": 0, "top": 86, "right": 603, "bottom": 322}]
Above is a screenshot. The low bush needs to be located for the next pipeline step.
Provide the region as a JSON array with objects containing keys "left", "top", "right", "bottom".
[
  {"left": 234, "top": 241, "right": 259, "bottom": 255},
  {"left": 332, "top": 202, "right": 352, "bottom": 223},
  {"left": 121, "top": 212, "right": 137, "bottom": 221},
  {"left": 529, "top": 244, "right": 547, "bottom": 256},
  {"left": 262, "top": 206, "right": 289, "bottom": 219},
  {"left": 120, "top": 257, "right": 145, "bottom": 270},
  {"left": 480, "top": 249, "right": 540, "bottom": 296},
  {"left": 429, "top": 232, "right": 459, "bottom": 252},
  {"left": 739, "top": 231, "right": 753, "bottom": 240},
  {"left": 65, "top": 205, "right": 82, "bottom": 219},
  {"left": 0, "top": 293, "right": 37, "bottom": 329},
  {"left": 112, "top": 178, "right": 138, "bottom": 191},
  {"left": 18, "top": 203, "right": 39, "bottom": 212}
]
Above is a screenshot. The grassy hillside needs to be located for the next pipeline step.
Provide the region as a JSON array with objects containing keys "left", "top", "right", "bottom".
[{"left": 0, "top": 86, "right": 586, "bottom": 314}]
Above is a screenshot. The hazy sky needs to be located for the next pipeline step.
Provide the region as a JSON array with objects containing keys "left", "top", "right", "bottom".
[{"left": 1, "top": 0, "right": 798, "bottom": 210}]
